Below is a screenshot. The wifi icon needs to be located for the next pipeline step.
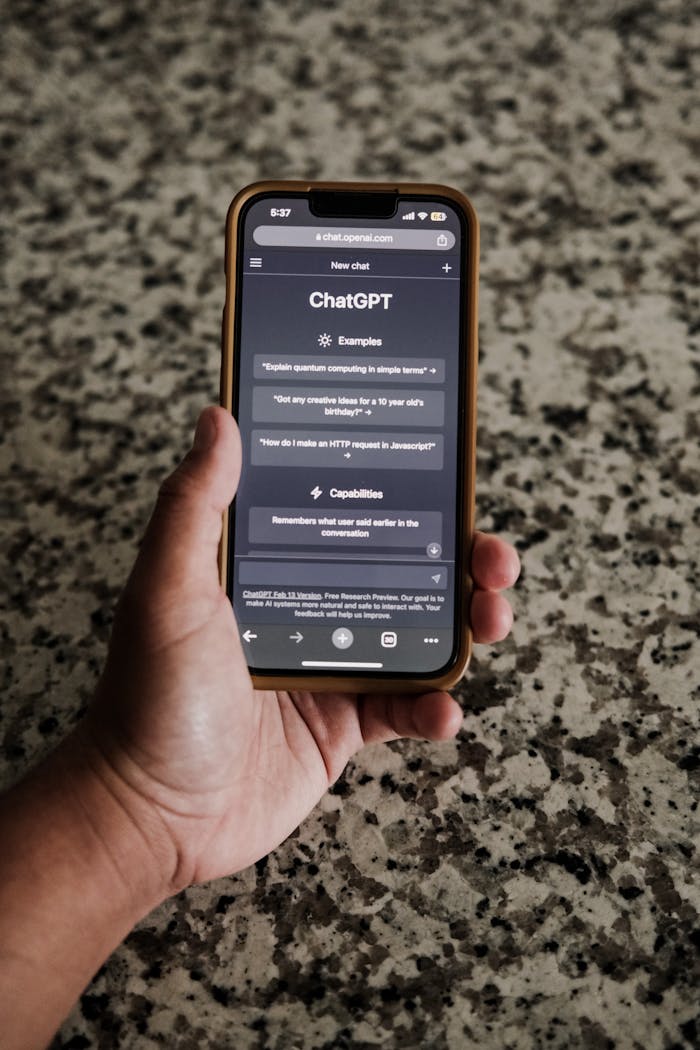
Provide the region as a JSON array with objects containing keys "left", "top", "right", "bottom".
[{"left": 417, "top": 211, "right": 428, "bottom": 220}]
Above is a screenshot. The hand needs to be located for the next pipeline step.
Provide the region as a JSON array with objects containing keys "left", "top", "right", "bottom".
[{"left": 78, "top": 407, "right": 520, "bottom": 898}]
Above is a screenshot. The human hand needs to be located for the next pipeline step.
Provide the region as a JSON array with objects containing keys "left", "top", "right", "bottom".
[{"left": 76, "top": 407, "right": 520, "bottom": 900}]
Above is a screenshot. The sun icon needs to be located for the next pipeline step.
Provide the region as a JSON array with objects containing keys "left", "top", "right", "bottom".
[{"left": 318, "top": 332, "right": 332, "bottom": 348}]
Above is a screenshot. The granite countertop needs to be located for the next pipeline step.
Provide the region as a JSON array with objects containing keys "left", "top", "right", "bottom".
[{"left": 2, "top": 2, "right": 698, "bottom": 1047}]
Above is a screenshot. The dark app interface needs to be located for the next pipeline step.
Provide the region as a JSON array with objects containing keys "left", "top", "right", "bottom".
[{"left": 232, "top": 195, "right": 464, "bottom": 674}]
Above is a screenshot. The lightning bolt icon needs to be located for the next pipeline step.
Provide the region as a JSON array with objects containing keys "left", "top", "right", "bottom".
[{"left": 310, "top": 486, "right": 323, "bottom": 500}]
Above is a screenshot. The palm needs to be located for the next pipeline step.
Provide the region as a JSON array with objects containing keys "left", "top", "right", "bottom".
[
  {"left": 202, "top": 686, "right": 355, "bottom": 878},
  {"left": 91, "top": 594, "right": 371, "bottom": 886}
]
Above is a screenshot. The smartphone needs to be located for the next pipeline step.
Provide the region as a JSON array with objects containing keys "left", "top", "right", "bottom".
[{"left": 220, "top": 180, "right": 478, "bottom": 692}]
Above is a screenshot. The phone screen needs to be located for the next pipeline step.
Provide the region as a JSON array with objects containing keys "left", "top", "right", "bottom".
[{"left": 227, "top": 192, "right": 470, "bottom": 679}]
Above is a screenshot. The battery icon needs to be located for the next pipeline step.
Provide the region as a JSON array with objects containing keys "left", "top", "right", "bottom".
[{"left": 431, "top": 210, "right": 446, "bottom": 221}]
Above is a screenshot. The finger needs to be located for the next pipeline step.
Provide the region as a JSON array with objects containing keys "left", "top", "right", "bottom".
[
  {"left": 470, "top": 589, "right": 514, "bottom": 643},
  {"left": 131, "top": 407, "right": 241, "bottom": 597},
  {"left": 359, "top": 691, "right": 463, "bottom": 746},
  {"left": 471, "top": 532, "right": 521, "bottom": 591}
]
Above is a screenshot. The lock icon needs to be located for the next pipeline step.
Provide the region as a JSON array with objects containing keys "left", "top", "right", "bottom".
[{"left": 436, "top": 233, "right": 448, "bottom": 247}]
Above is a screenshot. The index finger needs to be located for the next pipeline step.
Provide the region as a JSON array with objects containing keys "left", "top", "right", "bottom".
[{"left": 471, "top": 532, "right": 521, "bottom": 591}]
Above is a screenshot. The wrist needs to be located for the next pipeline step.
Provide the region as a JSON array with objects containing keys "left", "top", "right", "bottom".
[
  {"left": 53, "top": 724, "right": 178, "bottom": 914},
  {"left": 0, "top": 730, "right": 175, "bottom": 1049}
]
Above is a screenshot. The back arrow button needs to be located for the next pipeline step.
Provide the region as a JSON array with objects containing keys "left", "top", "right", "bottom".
[{"left": 242, "top": 630, "right": 258, "bottom": 643}]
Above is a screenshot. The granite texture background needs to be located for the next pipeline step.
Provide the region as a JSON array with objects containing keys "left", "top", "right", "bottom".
[{"left": 2, "top": 0, "right": 699, "bottom": 1047}]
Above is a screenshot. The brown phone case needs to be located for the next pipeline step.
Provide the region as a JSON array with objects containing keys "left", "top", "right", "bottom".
[{"left": 219, "top": 180, "right": 479, "bottom": 692}]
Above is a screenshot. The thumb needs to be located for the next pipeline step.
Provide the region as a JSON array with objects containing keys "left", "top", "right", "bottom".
[{"left": 128, "top": 406, "right": 242, "bottom": 603}]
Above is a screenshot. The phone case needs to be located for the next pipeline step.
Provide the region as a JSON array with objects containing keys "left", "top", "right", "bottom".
[{"left": 220, "top": 180, "right": 479, "bottom": 692}]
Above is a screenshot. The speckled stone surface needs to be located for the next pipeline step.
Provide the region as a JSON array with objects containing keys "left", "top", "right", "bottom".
[{"left": 2, "top": 1, "right": 699, "bottom": 1047}]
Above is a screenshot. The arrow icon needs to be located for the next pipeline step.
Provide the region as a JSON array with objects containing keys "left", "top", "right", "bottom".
[
  {"left": 344, "top": 452, "right": 351, "bottom": 458},
  {"left": 242, "top": 630, "right": 258, "bottom": 643},
  {"left": 431, "top": 573, "right": 442, "bottom": 584},
  {"left": 289, "top": 631, "right": 303, "bottom": 644}
]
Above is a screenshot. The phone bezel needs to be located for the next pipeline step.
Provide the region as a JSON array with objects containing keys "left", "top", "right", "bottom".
[{"left": 220, "top": 180, "right": 479, "bottom": 693}]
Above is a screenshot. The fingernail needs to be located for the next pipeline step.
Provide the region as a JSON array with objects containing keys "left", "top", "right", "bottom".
[{"left": 193, "top": 411, "right": 216, "bottom": 451}]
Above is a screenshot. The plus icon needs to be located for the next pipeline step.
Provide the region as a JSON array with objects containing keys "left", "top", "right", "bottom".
[
  {"left": 442, "top": 263, "right": 452, "bottom": 273},
  {"left": 332, "top": 627, "right": 354, "bottom": 650}
]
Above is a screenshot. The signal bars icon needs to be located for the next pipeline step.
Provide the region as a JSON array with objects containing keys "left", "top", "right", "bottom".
[{"left": 402, "top": 211, "right": 415, "bottom": 221}]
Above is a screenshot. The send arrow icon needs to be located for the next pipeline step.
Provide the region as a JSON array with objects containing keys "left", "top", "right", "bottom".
[{"left": 431, "top": 573, "right": 442, "bottom": 584}]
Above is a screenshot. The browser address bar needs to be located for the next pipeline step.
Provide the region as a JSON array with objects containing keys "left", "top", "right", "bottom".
[{"left": 253, "top": 225, "right": 456, "bottom": 251}]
